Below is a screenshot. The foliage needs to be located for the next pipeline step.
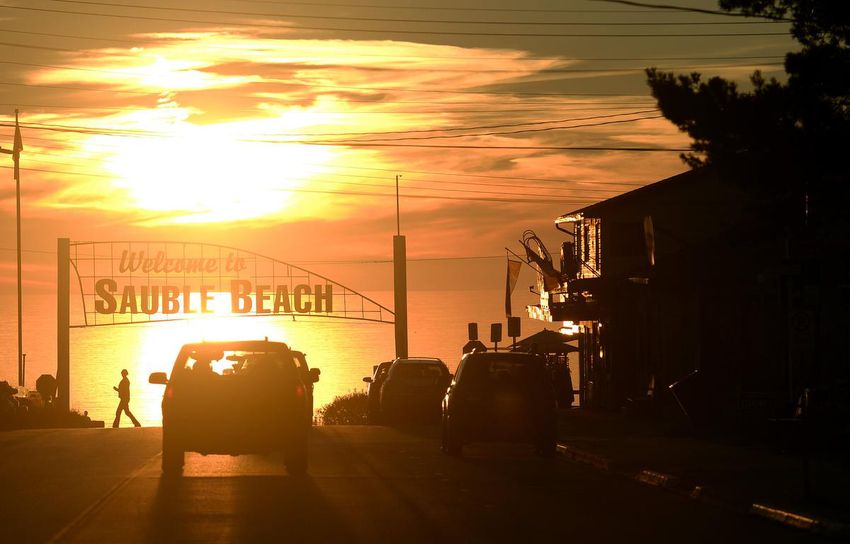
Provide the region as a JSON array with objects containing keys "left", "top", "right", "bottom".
[
  {"left": 317, "top": 391, "right": 368, "bottom": 425},
  {"left": 646, "top": 1, "right": 850, "bottom": 174}
]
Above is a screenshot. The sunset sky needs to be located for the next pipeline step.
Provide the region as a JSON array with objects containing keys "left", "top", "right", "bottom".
[{"left": 0, "top": 0, "right": 795, "bottom": 293}]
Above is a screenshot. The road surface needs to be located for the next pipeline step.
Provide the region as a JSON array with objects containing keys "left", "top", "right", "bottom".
[{"left": 0, "top": 426, "right": 827, "bottom": 543}]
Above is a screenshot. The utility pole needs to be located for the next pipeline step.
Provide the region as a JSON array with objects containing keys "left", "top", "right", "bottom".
[
  {"left": 1, "top": 109, "right": 23, "bottom": 386},
  {"left": 395, "top": 174, "right": 401, "bottom": 236},
  {"left": 393, "top": 174, "right": 408, "bottom": 359}
]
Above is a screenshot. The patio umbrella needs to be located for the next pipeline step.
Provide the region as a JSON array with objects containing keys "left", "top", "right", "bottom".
[{"left": 512, "top": 328, "right": 579, "bottom": 354}]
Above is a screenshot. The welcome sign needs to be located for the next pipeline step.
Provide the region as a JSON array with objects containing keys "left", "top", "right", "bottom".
[{"left": 67, "top": 241, "right": 393, "bottom": 327}]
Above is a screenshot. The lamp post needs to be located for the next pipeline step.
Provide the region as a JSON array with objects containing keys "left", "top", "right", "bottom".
[{"left": 1, "top": 110, "right": 24, "bottom": 386}]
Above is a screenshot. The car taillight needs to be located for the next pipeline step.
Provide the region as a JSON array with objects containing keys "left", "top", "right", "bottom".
[{"left": 295, "top": 384, "right": 305, "bottom": 397}]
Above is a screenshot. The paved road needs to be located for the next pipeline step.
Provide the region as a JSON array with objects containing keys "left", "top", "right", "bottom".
[{"left": 0, "top": 426, "right": 828, "bottom": 543}]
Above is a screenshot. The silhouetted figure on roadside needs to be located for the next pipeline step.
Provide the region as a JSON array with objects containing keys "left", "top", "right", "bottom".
[{"left": 113, "top": 369, "right": 141, "bottom": 428}]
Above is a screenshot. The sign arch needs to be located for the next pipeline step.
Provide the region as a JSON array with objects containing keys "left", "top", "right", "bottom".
[
  {"left": 55, "top": 239, "right": 394, "bottom": 411},
  {"left": 66, "top": 240, "right": 394, "bottom": 327}
]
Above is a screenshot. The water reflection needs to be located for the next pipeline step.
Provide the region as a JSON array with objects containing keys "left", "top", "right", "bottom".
[{"left": 1, "top": 290, "right": 558, "bottom": 426}]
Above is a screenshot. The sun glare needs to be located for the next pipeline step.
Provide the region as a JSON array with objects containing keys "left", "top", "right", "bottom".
[{"left": 95, "top": 115, "right": 336, "bottom": 224}]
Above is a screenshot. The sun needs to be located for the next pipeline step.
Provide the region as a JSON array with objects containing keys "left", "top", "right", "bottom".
[{"left": 93, "top": 111, "right": 337, "bottom": 224}]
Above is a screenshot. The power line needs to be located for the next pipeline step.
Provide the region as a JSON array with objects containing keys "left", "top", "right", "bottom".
[
  {"left": 311, "top": 171, "right": 634, "bottom": 195},
  {"left": 0, "top": 27, "right": 137, "bottom": 45},
  {"left": 0, "top": 102, "right": 660, "bottom": 115},
  {"left": 1, "top": 112, "right": 667, "bottom": 144},
  {"left": 0, "top": 164, "right": 600, "bottom": 203},
  {"left": 0, "top": 77, "right": 656, "bottom": 98},
  {"left": 14, "top": 136, "right": 651, "bottom": 191},
  {"left": 223, "top": 0, "right": 671, "bottom": 15},
  {"left": 43, "top": 0, "right": 788, "bottom": 27},
  {"left": 0, "top": 81, "right": 153, "bottom": 95},
  {"left": 17, "top": 147, "right": 631, "bottom": 197},
  {"left": 235, "top": 110, "right": 662, "bottom": 138},
  {"left": 0, "top": 58, "right": 783, "bottom": 77},
  {"left": 13, "top": 147, "right": 595, "bottom": 198},
  {"left": 591, "top": 0, "right": 792, "bottom": 21},
  {"left": 259, "top": 140, "right": 691, "bottom": 151},
  {"left": 0, "top": 5, "right": 790, "bottom": 37},
  {"left": 0, "top": 40, "right": 74, "bottom": 52},
  {"left": 0, "top": 33, "right": 788, "bottom": 63},
  {"left": 16, "top": 155, "right": 607, "bottom": 200},
  {"left": 319, "top": 114, "right": 663, "bottom": 143},
  {"left": 6, "top": 133, "right": 660, "bottom": 186},
  {"left": 0, "top": 245, "right": 510, "bottom": 263},
  {"left": 296, "top": 163, "right": 652, "bottom": 187}
]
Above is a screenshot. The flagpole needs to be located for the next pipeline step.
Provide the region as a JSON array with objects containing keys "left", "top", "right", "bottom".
[
  {"left": 0, "top": 111, "right": 22, "bottom": 386},
  {"left": 14, "top": 110, "right": 23, "bottom": 387}
]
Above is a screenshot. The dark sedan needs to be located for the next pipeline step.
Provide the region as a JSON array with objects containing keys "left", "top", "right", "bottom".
[
  {"left": 149, "top": 340, "right": 320, "bottom": 475},
  {"left": 379, "top": 358, "right": 451, "bottom": 424},
  {"left": 442, "top": 351, "right": 556, "bottom": 456},
  {"left": 363, "top": 361, "right": 393, "bottom": 424}
]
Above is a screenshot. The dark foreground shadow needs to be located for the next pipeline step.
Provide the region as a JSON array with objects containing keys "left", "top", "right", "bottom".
[
  {"left": 383, "top": 423, "right": 441, "bottom": 440},
  {"left": 146, "top": 475, "right": 352, "bottom": 543}
]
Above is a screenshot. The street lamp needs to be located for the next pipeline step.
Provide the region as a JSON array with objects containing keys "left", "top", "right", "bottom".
[{"left": 1, "top": 109, "right": 24, "bottom": 386}]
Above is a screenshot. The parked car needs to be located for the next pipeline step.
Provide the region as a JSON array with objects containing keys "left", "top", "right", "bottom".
[
  {"left": 149, "top": 340, "right": 320, "bottom": 475},
  {"left": 363, "top": 361, "right": 393, "bottom": 424},
  {"left": 379, "top": 357, "right": 451, "bottom": 423},
  {"left": 442, "top": 351, "right": 557, "bottom": 457}
]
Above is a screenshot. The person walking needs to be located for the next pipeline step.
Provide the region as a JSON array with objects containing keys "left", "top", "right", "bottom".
[{"left": 112, "top": 369, "right": 141, "bottom": 428}]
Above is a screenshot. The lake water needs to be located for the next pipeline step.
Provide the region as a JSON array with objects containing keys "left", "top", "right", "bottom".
[{"left": 0, "top": 290, "right": 574, "bottom": 426}]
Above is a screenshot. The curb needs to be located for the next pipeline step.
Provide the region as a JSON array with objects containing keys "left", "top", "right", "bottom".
[
  {"left": 750, "top": 503, "right": 850, "bottom": 539},
  {"left": 635, "top": 469, "right": 678, "bottom": 490},
  {"left": 556, "top": 441, "right": 848, "bottom": 538},
  {"left": 556, "top": 443, "right": 609, "bottom": 470}
]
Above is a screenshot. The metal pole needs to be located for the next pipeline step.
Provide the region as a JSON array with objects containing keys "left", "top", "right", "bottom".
[
  {"left": 0, "top": 109, "right": 22, "bottom": 386},
  {"left": 393, "top": 235, "right": 408, "bottom": 359},
  {"left": 15, "top": 149, "right": 21, "bottom": 386},
  {"left": 393, "top": 173, "right": 407, "bottom": 358},
  {"left": 395, "top": 174, "right": 401, "bottom": 236},
  {"left": 13, "top": 110, "right": 22, "bottom": 387},
  {"left": 57, "top": 238, "right": 70, "bottom": 412}
]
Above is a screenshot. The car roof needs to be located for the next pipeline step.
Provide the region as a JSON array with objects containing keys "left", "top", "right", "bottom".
[
  {"left": 181, "top": 340, "right": 291, "bottom": 352},
  {"left": 393, "top": 357, "right": 445, "bottom": 365},
  {"left": 464, "top": 351, "right": 543, "bottom": 362}
]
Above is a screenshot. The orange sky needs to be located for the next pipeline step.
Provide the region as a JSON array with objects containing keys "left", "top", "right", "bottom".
[{"left": 0, "top": 0, "right": 795, "bottom": 293}]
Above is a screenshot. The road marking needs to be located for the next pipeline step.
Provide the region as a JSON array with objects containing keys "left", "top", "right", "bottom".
[{"left": 47, "top": 453, "right": 160, "bottom": 544}]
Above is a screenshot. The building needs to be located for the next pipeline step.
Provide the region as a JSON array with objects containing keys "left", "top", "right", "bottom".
[{"left": 527, "top": 164, "right": 850, "bottom": 432}]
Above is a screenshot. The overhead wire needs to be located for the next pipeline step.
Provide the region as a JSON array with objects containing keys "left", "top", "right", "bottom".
[
  {"left": 4, "top": 130, "right": 662, "bottom": 187},
  {"left": 590, "top": 0, "right": 792, "bottom": 21},
  {"left": 0, "top": 58, "right": 784, "bottom": 77},
  {"left": 0, "top": 5, "right": 791, "bottom": 37},
  {"left": 0, "top": 111, "right": 670, "bottom": 145},
  {"left": 41, "top": 0, "right": 789, "bottom": 27},
  {"left": 0, "top": 164, "right": 601, "bottom": 204},
  {"left": 220, "top": 0, "right": 693, "bottom": 15},
  {"left": 0, "top": 32, "right": 789, "bottom": 64},
  {"left": 15, "top": 146, "right": 633, "bottom": 197}
]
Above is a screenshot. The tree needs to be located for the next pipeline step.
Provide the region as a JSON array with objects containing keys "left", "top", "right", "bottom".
[{"left": 646, "top": 1, "right": 850, "bottom": 174}]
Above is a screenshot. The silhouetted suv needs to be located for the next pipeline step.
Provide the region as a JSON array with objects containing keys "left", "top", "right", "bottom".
[
  {"left": 149, "top": 340, "right": 320, "bottom": 475},
  {"left": 379, "top": 358, "right": 451, "bottom": 423},
  {"left": 442, "top": 351, "right": 557, "bottom": 456},
  {"left": 363, "top": 361, "right": 393, "bottom": 424}
]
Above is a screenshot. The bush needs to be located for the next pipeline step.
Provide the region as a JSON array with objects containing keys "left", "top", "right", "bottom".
[{"left": 317, "top": 391, "right": 368, "bottom": 425}]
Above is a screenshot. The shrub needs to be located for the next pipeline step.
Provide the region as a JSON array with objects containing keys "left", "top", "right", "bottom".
[{"left": 317, "top": 391, "right": 368, "bottom": 425}]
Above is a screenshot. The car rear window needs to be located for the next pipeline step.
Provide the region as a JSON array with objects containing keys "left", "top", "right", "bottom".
[
  {"left": 457, "top": 355, "right": 545, "bottom": 388},
  {"left": 390, "top": 363, "right": 447, "bottom": 384},
  {"left": 178, "top": 349, "right": 297, "bottom": 377}
]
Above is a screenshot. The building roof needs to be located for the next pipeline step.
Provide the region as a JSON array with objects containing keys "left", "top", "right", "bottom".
[{"left": 555, "top": 167, "right": 722, "bottom": 223}]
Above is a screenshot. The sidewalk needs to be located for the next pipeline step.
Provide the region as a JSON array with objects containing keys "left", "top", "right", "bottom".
[{"left": 555, "top": 408, "right": 850, "bottom": 538}]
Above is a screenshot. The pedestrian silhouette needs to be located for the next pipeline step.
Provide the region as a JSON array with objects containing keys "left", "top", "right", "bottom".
[{"left": 112, "top": 369, "right": 141, "bottom": 428}]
